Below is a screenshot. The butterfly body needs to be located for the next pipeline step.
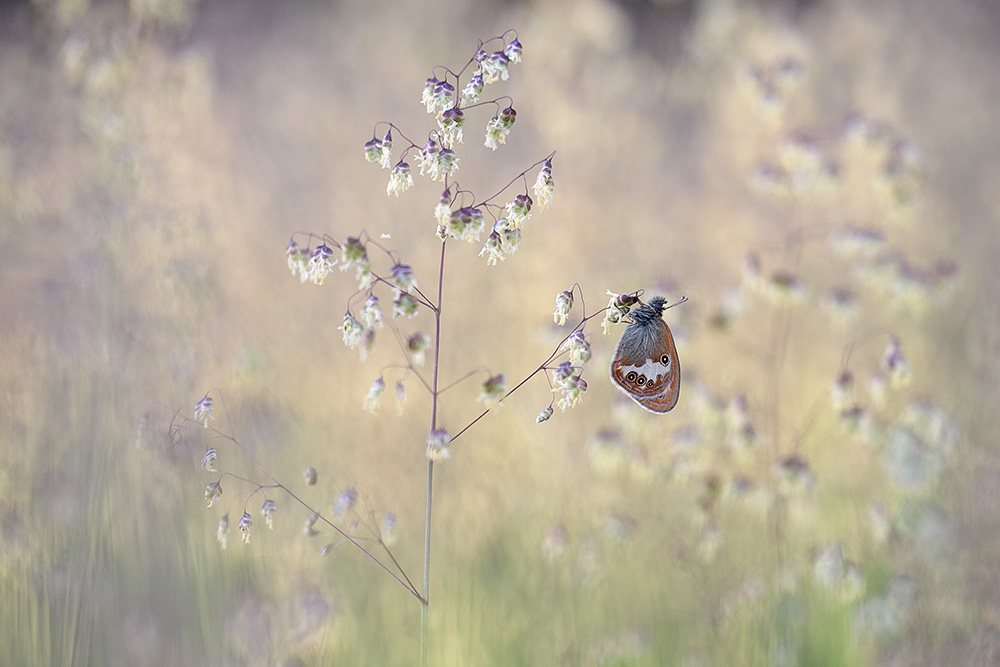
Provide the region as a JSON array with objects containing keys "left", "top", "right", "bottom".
[{"left": 610, "top": 296, "right": 682, "bottom": 413}]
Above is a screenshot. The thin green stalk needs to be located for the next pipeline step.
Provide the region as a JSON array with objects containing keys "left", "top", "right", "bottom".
[
  {"left": 421, "top": 458, "right": 433, "bottom": 666},
  {"left": 421, "top": 239, "right": 447, "bottom": 666}
]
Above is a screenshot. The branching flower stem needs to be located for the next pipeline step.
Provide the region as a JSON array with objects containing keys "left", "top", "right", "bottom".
[
  {"left": 197, "top": 409, "right": 423, "bottom": 600},
  {"left": 448, "top": 308, "right": 608, "bottom": 446}
]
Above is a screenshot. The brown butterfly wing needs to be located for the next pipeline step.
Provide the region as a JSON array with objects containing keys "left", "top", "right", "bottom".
[
  {"left": 610, "top": 319, "right": 680, "bottom": 413},
  {"left": 640, "top": 319, "right": 679, "bottom": 412}
]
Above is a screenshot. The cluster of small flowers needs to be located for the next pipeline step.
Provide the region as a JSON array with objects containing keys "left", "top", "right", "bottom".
[
  {"left": 341, "top": 261, "right": 426, "bottom": 412},
  {"left": 477, "top": 163, "right": 555, "bottom": 265},
  {"left": 857, "top": 254, "right": 958, "bottom": 313},
  {"left": 552, "top": 361, "right": 587, "bottom": 412},
  {"left": 413, "top": 138, "right": 458, "bottom": 183},
  {"left": 476, "top": 192, "right": 533, "bottom": 257},
  {"left": 286, "top": 237, "right": 376, "bottom": 290},
  {"left": 339, "top": 237, "right": 373, "bottom": 289},
  {"left": 364, "top": 129, "right": 393, "bottom": 169},
  {"left": 335, "top": 268, "right": 421, "bottom": 370},
  {"left": 298, "top": 472, "right": 397, "bottom": 546},
  {"left": 740, "top": 255, "right": 808, "bottom": 307},
  {"left": 540, "top": 288, "right": 602, "bottom": 418},
  {"left": 737, "top": 243, "right": 955, "bottom": 339},
  {"left": 439, "top": 204, "right": 486, "bottom": 243},
  {"left": 550, "top": 57, "right": 956, "bottom": 648},
  {"left": 750, "top": 134, "right": 839, "bottom": 198},
  {"left": 737, "top": 56, "right": 806, "bottom": 126},
  {"left": 742, "top": 58, "right": 931, "bottom": 242},
  {"left": 201, "top": 426, "right": 401, "bottom": 549},
  {"left": 600, "top": 291, "right": 640, "bottom": 335},
  {"left": 366, "top": 35, "right": 522, "bottom": 187},
  {"left": 360, "top": 35, "right": 555, "bottom": 268},
  {"left": 198, "top": 449, "right": 280, "bottom": 544},
  {"left": 825, "top": 335, "right": 912, "bottom": 443},
  {"left": 841, "top": 113, "right": 927, "bottom": 212},
  {"left": 741, "top": 59, "right": 866, "bottom": 203},
  {"left": 826, "top": 225, "right": 957, "bottom": 312},
  {"left": 560, "top": 330, "right": 592, "bottom": 365}
]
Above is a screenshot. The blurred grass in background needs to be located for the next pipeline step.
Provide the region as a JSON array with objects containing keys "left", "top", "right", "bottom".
[{"left": 1, "top": 0, "right": 998, "bottom": 664}]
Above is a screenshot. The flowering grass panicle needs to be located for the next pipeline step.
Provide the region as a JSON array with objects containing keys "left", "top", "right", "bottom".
[
  {"left": 553, "top": 51, "right": 962, "bottom": 666},
  {"left": 180, "top": 32, "right": 671, "bottom": 666}
]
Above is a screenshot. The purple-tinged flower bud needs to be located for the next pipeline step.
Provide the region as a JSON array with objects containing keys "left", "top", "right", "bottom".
[
  {"left": 439, "top": 107, "right": 465, "bottom": 147},
  {"left": 201, "top": 447, "right": 217, "bottom": 472},
  {"left": 308, "top": 244, "right": 337, "bottom": 285},
  {"left": 260, "top": 499, "right": 277, "bottom": 529},
  {"left": 418, "top": 139, "right": 439, "bottom": 176},
  {"left": 205, "top": 482, "right": 222, "bottom": 508},
  {"left": 564, "top": 330, "right": 591, "bottom": 364},
  {"left": 381, "top": 513, "right": 398, "bottom": 546},
  {"left": 421, "top": 77, "right": 439, "bottom": 111},
  {"left": 504, "top": 193, "right": 532, "bottom": 228},
  {"left": 880, "top": 336, "right": 910, "bottom": 387},
  {"left": 481, "top": 51, "right": 510, "bottom": 83},
  {"left": 379, "top": 129, "right": 392, "bottom": 168},
  {"left": 479, "top": 230, "right": 504, "bottom": 266},
  {"left": 363, "top": 138, "right": 382, "bottom": 163},
  {"left": 363, "top": 378, "right": 385, "bottom": 414},
  {"left": 830, "top": 371, "right": 854, "bottom": 410},
  {"left": 395, "top": 381, "right": 407, "bottom": 415},
  {"left": 393, "top": 292, "right": 420, "bottom": 319},
  {"left": 334, "top": 489, "right": 358, "bottom": 519},
  {"left": 484, "top": 107, "right": 516, "bottom": 150},
  {"left": 387, "top": 162, "right": 414, "bottom": 197},
  {"left": 238, "top": 512, "right": 253, "bottom": 544},
  {"left": 340, "top": 313, "right": 365, "bottom": 349},
  {"left": 504, "top": 38, "right": 523, "bottom": 64},
  {"left": 194, "top": 396, "right": 214, "bottom": 428},
  {"left": 431, "top": 149, "right": 459, "bottom": 182},
  {"left": 553, "top": 290, "right": 573, "bottom": 325},
  {"left": 533, "top": 159, "right": 554, "bottom": 210},
  {"left": 426, "top": 429, "right": 451, "bottom": 461},
  {"left": 477, "top": 374, "right": 506, "bottom": 407},
  {"left": 304, "top": 512, "right": 320, "bottom": 536},
  {"left": 462, "top": 72, "right": 484, "bottom": 105},
  {"left": 390, "top": 264, "right": 417, "bottom": 294},
  {"left": 407, "top": 332, "right": 431, "bottom": 365}
]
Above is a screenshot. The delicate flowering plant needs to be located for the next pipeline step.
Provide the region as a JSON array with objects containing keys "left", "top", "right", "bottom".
[
  {"left": 533, "top": 53, "right": 962, "bottom": 664},
  {"left": 180, "top": 34, "right": 660, "bottom": 663}
]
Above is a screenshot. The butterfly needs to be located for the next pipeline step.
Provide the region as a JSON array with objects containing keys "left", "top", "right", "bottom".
[{"left": 609, "top": 295, "right": 686, "bottom": 413}]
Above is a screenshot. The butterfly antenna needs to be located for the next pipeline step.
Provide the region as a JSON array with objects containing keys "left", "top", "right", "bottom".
[{"left": 666, "top": 296, "right": 688, "bottom": 310}]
